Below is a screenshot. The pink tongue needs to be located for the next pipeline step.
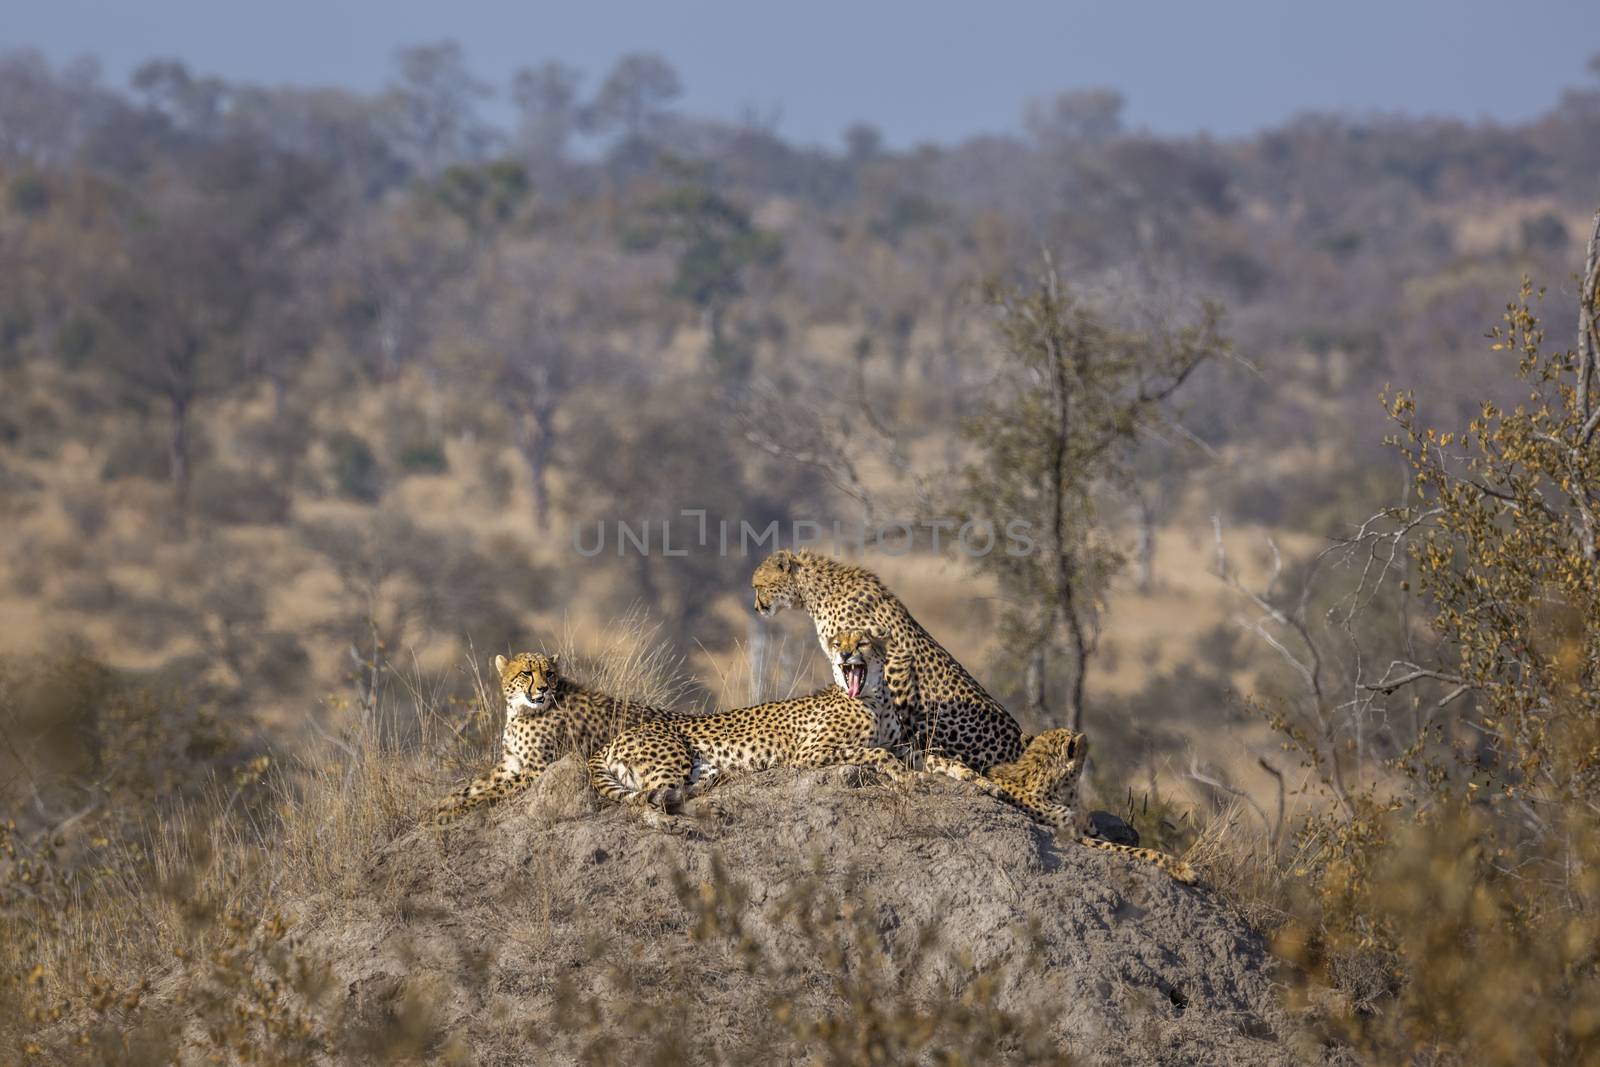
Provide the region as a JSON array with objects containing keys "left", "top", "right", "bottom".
[{"left": 846, "top": 669, "right": 862, "bottom": 698}]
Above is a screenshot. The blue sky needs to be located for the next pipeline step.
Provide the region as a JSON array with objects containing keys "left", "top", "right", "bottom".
[{"left": 7, "top": 1, "right": 1597, "bottom": 147}]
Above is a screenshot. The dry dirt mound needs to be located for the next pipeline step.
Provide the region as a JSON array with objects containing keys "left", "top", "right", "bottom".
[{"left": 291, "top": 758, "right": 1301, "bottom": 1066}]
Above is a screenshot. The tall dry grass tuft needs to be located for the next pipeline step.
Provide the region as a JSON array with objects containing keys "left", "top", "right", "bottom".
[
  {"left": 696, "top": 626, "right": 818, "bottom": 711},
  {"left": 547, "top": 606, "right": 700, "bottom": 712},
  {"left": 1181, "top": 800, "right": 1315, "bottom": 936}
]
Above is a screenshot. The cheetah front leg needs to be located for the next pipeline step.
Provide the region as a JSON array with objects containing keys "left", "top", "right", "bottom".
[
  {"left": 794, "top": 743, "right": 913, "bottom": 782},
  {"left": 919, "top": 754, "right": 1080, "bottom": 832},
  {"left": 434, "top": 719, "right": 563, "bottom": 824},
  {"left": 435, "top": 759, "right": 529, "bottom": 824}
]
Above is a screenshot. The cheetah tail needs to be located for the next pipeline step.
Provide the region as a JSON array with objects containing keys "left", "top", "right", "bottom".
[{"left": 1077, "top": 836, "right": 1198, "bottom": 885}]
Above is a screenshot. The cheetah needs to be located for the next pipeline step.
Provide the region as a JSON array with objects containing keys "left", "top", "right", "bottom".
[
  {"left": 589, "top": 629, "right": 910, "bottom": 827},
  {"left": 929, "top": 729, "right": 1198, "bottom": 883},
  {"left": 434, "top": 652, "right": 682, "bottom": 824},
  {"left": 750, "top": 549, "right": 1024, "bottom": 773}
]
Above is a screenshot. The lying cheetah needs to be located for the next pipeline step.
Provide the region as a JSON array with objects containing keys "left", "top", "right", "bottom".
[
  {"left": 435, "top": 652, "right": 681, "bottom": 824},
  {"left": 589, "top": 629, "right": 909, "bottom": 827},
  {"left": 929, "top": 729, "right": 1197, "bottom": 883},
  {"left": 751, "top": 550, "right": 1024, "bottom": 772}
]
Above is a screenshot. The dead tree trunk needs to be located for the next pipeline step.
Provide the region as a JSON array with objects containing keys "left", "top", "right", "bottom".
[
  {"left": 515, "top": 406, "right": 554, "bottom": 531},
  {"left": 1132, "top": 492, "right": 1156, "bottom": 593},
  {"left": 167, "top": 391, "right": 192, "bottom": 534}
]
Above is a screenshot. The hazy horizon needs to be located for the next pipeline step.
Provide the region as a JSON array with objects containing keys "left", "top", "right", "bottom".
[{"left": 8, "top": 0, "right": 1598, "bottom": 149}]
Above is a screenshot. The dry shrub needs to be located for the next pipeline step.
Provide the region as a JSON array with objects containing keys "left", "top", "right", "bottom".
[
  {"left": 1189, "top": 247, "right": 1600, "bottom": 1063},
  {"left": 1270, "top": 803, "right": 1600, "bottom": 1066}
]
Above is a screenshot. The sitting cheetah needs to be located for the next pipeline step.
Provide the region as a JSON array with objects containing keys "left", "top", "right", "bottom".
[
  {"left": 929, "top": 729, "right": 1197, "bottom": 883},
  {"left": 589, "top": 629, "right": 910, "bottom": 827},
  {"left": 434, "top": 652, "right": 681, "bottom": 824},
  {"left": 751, "top": 550, "right": 1024, "bottom": 773}
]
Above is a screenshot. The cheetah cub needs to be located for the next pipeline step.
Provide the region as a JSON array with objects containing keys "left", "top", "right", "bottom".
[
  {"left": 589, "top": 629, "right": 909, "bottom": 828},
  {"left": 928, "top": 729, "right": 1198, "bottom": 884}
]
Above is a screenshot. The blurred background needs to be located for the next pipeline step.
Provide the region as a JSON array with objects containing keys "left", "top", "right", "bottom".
[{"left": 3, "top": 0, "right": 1600, "bottom": 818}]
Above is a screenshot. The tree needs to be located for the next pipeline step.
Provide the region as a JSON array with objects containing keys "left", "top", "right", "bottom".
[
  {"left": 0, "top": 49, "right": 110, "bottom": 167},
  {"left": 1023, "top": 89, "right": 1124, "bottom": 151},
  {"left": 511, "top": 60, "right": 582, "bottom": 169},
  {"left": 474, "top": 266, "right": 598, "bottom": 530},
  {"left": 227, "top": 84, "right": 407, "bottom": 195},
  {"left": 329, "top": 197, "right": 466, "bottom": 382},
  {"left": 624, "top": 175, "right": 782, "bottom": 376},
  {"left": 384, "top": 41, "right": 495, "bottom": 179},
  {"left": 1383, "top": 210, "right": 1600, "bottom": 811},
  {"left": 960, "top": 261, "right": 1227, "bottom": 730},
  {"left": 584, "top": 52, "right": 682, "bottom": 142},
  {"left": 130, "top": 58, "right": 229, "bottom": 136},
  {"left": 95, "top": 146, "right": 329, "bottom": 530},
  {"left": 843, "top": 122, "right": 884, "bottom": 164},
  {"left": 429, "top": 160, "right": 531, "bottom": 239}
]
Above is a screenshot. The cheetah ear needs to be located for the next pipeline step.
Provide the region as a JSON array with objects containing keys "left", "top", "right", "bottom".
[
  {"left": 774, "top": 549, "right": 797, "bottom": 573},
  {"left": 549, "top": 653, "right": 561, "bottom": 668},
  {"left": 1065, "top": 734, "right": 1084, "bottom": 759},
  {"left": 494, "top": 654, "right": 509, "bottom": 674}
]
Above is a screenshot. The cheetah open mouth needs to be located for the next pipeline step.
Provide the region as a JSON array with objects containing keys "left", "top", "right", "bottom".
[{"left": 843, "top": 663, "right": 865, "bottom": 698}]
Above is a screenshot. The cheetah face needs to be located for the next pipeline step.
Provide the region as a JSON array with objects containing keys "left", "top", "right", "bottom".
[
  {"left": 494, "top": 652, "right": 559, "bottom": 717},
  {"left": 829, "top": 629, "right": 887, "bottom": 699},
  {"left": 751, "top": 550, "right": 801, "bottom": 617},
  {"left": 1028, "top": 729, "right": 1088, "bottom": 803}
]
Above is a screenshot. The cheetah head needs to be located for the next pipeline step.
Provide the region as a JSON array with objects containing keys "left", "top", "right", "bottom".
[
  {"left": 1020, "top": 729, "right": 1089, "bottom": 805},
  {"left": 494, "top": 652, "right": 560, "bottom": 717},
  {"left": 751, "top": 550, "right": 803, "bottom": 617},
  {"left": 828, "top": 628, "right": 887, "bottom": 700}
]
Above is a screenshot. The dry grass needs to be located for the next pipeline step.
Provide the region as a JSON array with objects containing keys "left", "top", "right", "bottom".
[{"left": 546, "top": 606, "right": 700, "bottom": 713}]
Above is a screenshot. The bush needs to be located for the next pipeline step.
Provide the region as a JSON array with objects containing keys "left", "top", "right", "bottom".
[
  {"left": 191, "top": 464, "right": 291, "bottom": 526},
  {"left": 52, "top": 314, "right": 97, "bottom": 368},
  {"left": 11, "top": 399, "right": 64, "bottom": 460},
  {"left": 58, "top": 486, "right": 109, "bottom": 540},
  {"left": 1519, "top": 210, "right": 1569, "bottom": 252},
  {"left": 1230, "top": 242, "right": 1600, "bottom": 1065},
  {"left": 476, "top": 454, "right": 514, "bottom": 509},
  {"left": 324, "top": 430, "right": 383, "bottom": 503},
  {"left": 8, "top": 173, "right": 50, "bottom": 216},
  {"left": 1273, "top": 804, "right": 1600, "bottom": 1065},
  {"left": 392, "top": 435, "right": 449, "bottom": 476}
]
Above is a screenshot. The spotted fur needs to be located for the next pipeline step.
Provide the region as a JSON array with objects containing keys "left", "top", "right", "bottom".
[
  {"left": 751, "top": 549, "right": 1024, "bottom": 773},
  {"left": 589, "top": 630, "right": 909, "bottom": 828},
  {"left": 927, "top": 729, "right": 1197, "bottom": 883},
  {"left": 434, "top": 652, "right": 680, "bottom": 824}
]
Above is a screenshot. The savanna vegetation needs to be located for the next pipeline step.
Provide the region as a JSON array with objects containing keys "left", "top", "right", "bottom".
[{"left": 3, "top": 40, "right": 1600, "bottom": 1064}]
